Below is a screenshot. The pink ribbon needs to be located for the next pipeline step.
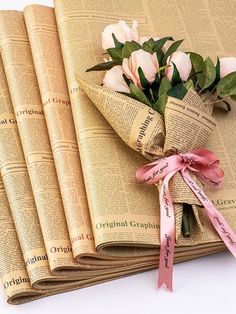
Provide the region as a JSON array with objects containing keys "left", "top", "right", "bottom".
[{"left": 136, "top": 149, "right": 236, "bottom": 291}]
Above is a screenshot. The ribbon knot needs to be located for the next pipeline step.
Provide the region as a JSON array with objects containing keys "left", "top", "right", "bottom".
[
  {"left": 136, "top": 149, "right": 236, "bottom": 291},
  {"left": 179, "top": 154, "right": 195, "bottom": 166}
]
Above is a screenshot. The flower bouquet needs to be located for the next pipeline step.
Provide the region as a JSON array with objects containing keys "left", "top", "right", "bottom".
[{"left": 76, "top": 20, "right": 236, "bottom": 290}]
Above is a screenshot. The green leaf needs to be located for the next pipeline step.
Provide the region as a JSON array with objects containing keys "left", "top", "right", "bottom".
[
  {"left": 122, "top": 41, "right": 141, "bottom": 58},
  {"left": 138, "top": 67, "right": 149, "bottom": 89},
  {"left": 189, "top": 52, "right": 203, "bottom": 74},
  {"left": 129, "top": 83, "right": 151, "bottom": 106},
  {"left": 215, "top": 57, "right": 220, "bottom": 82},
  {"left": 117, "top": 91, "right": 136, "bottom": 100},
  {"left": 167, "top": 83, "right": 188, "bottom": 99},
  {"left": 162, "top": 39, "right": 184, "bottom": 65},
  {"left": 217, "top": 72, "right": 236, "bottom": 97},
  {"left": 112, "top": 33, "right": 124, "bottom": 48},
  {"left": 142, "top": 44, "right": 153, "bottom": 53},
  {"left": 106, "top": 47, "right": 123, "bottom": 62},
  {"left": 153, "top": 37, "right": 174, "bottom": 65},
  {"left": 188, "top": 71, "right": 203, "bottom": 81},
  {"left": 155, "top": 49, "right": 164, "bottom": 65},
  {"left": 143, "top": 38, "right": 156, "bottom": 50},
  {"left": 154, "top": 36, "right": 174, "bottom": 51},
  {"left": 158, "top": 77, "right": 172, "bottom": 97},
  {"left": 122, "top": 74, "right": 132, "bottom": 87},
  {"left": 142, "top": 37, "right": 174, "bottom": 53},
  {"left": 184, "top": 79, "right": 194, "bottom": 90},
  {"left": 152, "top": 73, "right": 161, "bottom": 87},
  {"left": 153, "top": 94, "right": 168, "bottom": 115},
  {"left": 188, "top": 53, "right": 203, "bottom": 84},
  {"left": 172, "top": 62, "right": 182, "bottom": 84},
  {"left": 198, "top": 57, "right": 216, "bottom": 89},
  {"left": 86, "top": 60, "right": 119, "bottom": 72}
]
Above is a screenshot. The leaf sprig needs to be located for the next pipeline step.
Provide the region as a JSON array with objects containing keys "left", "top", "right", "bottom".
[{"left": 87, "top": 34, "right": 236, "bottom": 114}]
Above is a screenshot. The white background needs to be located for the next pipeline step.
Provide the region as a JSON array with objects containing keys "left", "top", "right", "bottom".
[{"left": 0, "top": 0, "right": 236, "bottom": 313}]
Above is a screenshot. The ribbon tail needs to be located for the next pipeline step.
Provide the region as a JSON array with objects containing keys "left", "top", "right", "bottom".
[
  {"left": 207, "top": 211, "right": 236, "bottom": 258},
  {"left": 181, "top": 171, "right": 236, "bottom": 258},
  {"left": 158, "top": 170, "right": 179, "bottom": 291}
]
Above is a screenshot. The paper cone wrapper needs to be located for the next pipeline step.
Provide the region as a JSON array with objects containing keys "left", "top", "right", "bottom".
[
  {"left": 76, "top": 76, "right": 165, "bottom": 160},
  {"left": 77, "top": 77, "right": 217, "bottom": 244},
  {"left": 163, "top": 90, "right": 216, "bottom": 242}
]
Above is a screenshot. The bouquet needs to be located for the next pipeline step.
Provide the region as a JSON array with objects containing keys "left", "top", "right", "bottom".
[{"left": 77, "top": 20, "right": 236, "bottom": 290}]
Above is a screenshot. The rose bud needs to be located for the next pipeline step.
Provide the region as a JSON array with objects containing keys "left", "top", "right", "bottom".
[
  {"left": 219, "top": 57, "right": 236, "bottom": 78},
  {"left": 102, "top": 20, "right": 139, "bottom": 50},
  {"left": 165, "top": 51, "right": 192, "bottom": 82},
  {"left": 122, "top": 49, "right": 159, "bottom": 89},
  {"left": 103, "top": 65, "right": 130, "bottom": 93}
]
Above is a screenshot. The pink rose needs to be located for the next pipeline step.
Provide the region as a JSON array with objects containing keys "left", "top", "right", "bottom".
[
  {"left": 219, "top": 57, "right": 236, "bottom": 78},
  {"left": 103, "top": 65, "right": 130, "bottom": 93},
  {"left": 165, "top": 51, "right": 192, "bottom": 82},
  {"left": 102, "top": 20, "right": 139, "bottom": 50},
  {"left": 122, "top": 49, "right": 159, "bottom": 89}
]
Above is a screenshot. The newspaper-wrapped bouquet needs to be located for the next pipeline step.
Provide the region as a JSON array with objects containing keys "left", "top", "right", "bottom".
[{"left": 77, "top": 20, "right": 236, "bottom": 290}]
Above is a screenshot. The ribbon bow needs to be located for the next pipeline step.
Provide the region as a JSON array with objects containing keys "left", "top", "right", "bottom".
[{"left": 136, "top": 149, "right": 236, "bottom": 291}]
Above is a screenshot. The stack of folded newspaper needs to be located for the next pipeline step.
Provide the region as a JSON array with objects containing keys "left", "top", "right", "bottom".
[{"left": 0, "top": 0, "right": 235, "bottom": 304}]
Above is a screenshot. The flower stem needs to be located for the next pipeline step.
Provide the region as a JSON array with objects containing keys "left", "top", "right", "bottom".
[
  {"left": 182, "top": 204, "right": 191, "bottom": 237},
  {"left": 202, "top": 87, "right": 216, "bottom": 102},
  {"left": 207, "top": 96, "right": 232, "bottom": 111},
  {"left": 149, "top": 88, "right": 155, "bottom": 103},
  {"left": 219, "top": 97, "right": 231, "bottom": 111}
]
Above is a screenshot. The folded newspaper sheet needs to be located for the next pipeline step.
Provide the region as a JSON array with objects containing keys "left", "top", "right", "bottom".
[{"left": 0, "top": 0, "right": 235, "bottom": 304}]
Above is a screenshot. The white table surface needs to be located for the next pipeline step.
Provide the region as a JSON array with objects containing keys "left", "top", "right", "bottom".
[{"left": 0, "top": 1, "right": 235, "bottom": 313}]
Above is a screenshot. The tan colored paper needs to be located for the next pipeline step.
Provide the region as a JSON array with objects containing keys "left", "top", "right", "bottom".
[
  {"left": 55, "top": 1, "right": 163, "bottom": 257},
  {"left": 0, "top": 55, "right": 57, "bottom": 287},
  {"left": 0, "top": 10, "right": 160, "bottom": 277},
  {"left": 1, "top": 0, "right": 236, "bottom": 304},
  {"left": 163, "top": 94, "right": 216, "bottom": 242},
  {"left": 75, "top": 79, "right": 213, "bottom": 244},
  {"left": 0, "top": 176, "right": 48, "bottom": 304},
  {"left": 1, "top": 41, "right": 152, "bottom": 300},
  {"left": 0, "top": 10, "right": 79, "bottom": 273},
  {"left": 76, "top": 77, "right": 165, "bottom": 160},
  {"left": 55, "top": 0, "right": 236, "bottom": 253},
  {"left": 24, "top": 4, "right": 96, "bottom": 261},
  {"left": 22, "top": 4, "right": 168, "bottom": 268}
]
